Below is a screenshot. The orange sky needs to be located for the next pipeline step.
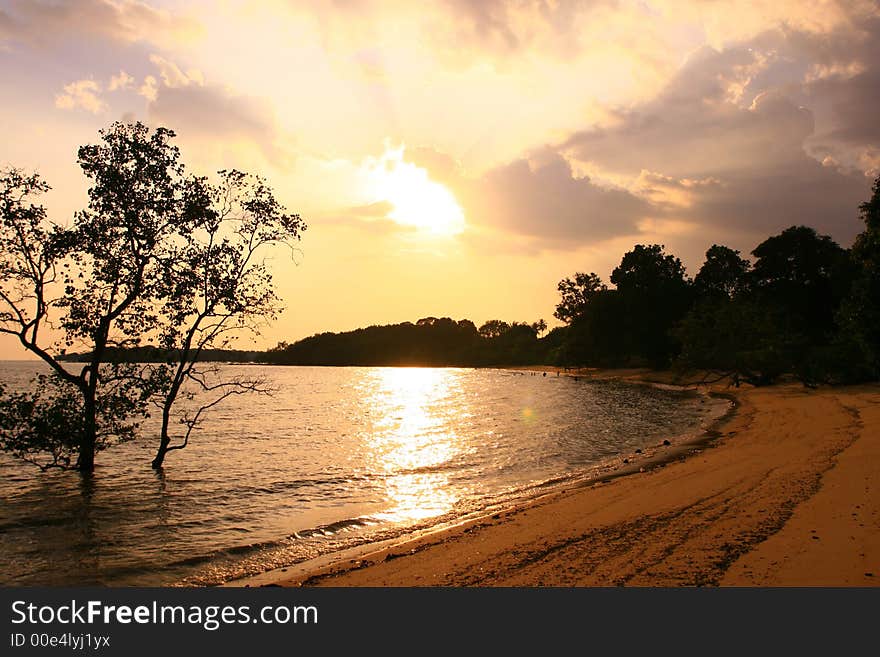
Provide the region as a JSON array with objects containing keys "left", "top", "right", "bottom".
[{"left": 2, "top": 0, "right": 878, "bottom": 358}]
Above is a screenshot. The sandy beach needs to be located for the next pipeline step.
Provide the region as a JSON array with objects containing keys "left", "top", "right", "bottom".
[{"left": 247, "top": 373, "right": 879, "bottom": 587}]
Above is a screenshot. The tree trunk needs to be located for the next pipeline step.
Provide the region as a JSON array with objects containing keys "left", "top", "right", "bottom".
[
  {"left": 151, "top": 434, "right": 170, "bottom": 469},
  {"left": 77, "top": 395, "right": 97, "bottom": 473},
  {"left": 77, "top": 438, "right": 96, "bottom": 473},
  {"left": 153, "top": 372, "right": 183, "bottom": 469}
]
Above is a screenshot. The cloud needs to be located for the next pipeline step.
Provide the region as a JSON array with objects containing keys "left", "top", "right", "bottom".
[
  {"left": 148, "top": 81, "right": 282, "bottom": 164},
  {"left": 54, "top": 79, "right": 106, "bottom": 114},
  {"left": 97, "top": 53, "right": 285, "bottom": 166},
  {"left": 393, "top": 143, "right": 647, "bottom": 249},
  {"left": 458, "top": 151, "right": 650, "bottom": 248},
  {"left": 0, "top": 0, "right": 199, "bottom": 49},
  {"left": 405, "top": 147, "right": 463, "bottom": 188},
  {"left": 108, "top": 70, "right": 134, "bottom": 91},
  {"left": 148, "top": 53, "right": 200, "bottom": 88},
  {"left": 314, "top": 201, "right": 416, "bottom": 234},
  {"left": 563, "top": 48, "right": 817, "bottom": 176},
  {"left": 438, "top": 0, "right": 611, "bottom": 57},
  {"left": 804, "top": 15, "right": 880, "bottom": 153},
  {"left": 0, "top": 9, "right": 14, "bottom": 42},
  {"left": 348, "top": 200, "right": 395, "bottom": 217},
  {"left": 138, "top": 75, "right": 158, "bottom": 102},
  {"left": 558, "top": 26, "right": 875, "bottom": 246},
  {"left": 811, "top": 70, "right": 880, "bottom": 146}
]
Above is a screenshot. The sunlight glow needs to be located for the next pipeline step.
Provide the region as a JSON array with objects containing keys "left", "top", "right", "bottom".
[
  {"left": 367, "top": 146, "right": 465, "bottom": 236},
  {"left": 361, "top": 368, "right": 461, "bottom": 522}
]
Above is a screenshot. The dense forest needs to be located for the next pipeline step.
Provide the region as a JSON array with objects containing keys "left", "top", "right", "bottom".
[
  {"left": 553, "top": 174, "right": 880, "bottom": 385},
  {"left": 63, "top": 174, "right": 880, "bottom": 387}
]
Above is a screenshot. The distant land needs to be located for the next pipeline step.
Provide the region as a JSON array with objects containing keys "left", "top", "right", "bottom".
[{"left": 58, "top": 317, "right": 562, "bottom": 368}]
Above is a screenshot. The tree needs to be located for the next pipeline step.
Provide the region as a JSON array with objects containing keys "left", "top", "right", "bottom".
[
  {"left": 531, "top": 318, "right": 548, "bottom": 337},
  {"left": 610, "top": 244, "right": 693, "bottom": 367},
  {"left": 693, "top": 244, "right": 751, "bottom": 300},
  {"left": 750, "top": 225, "right": 853, "bottom": 344},
  {"left": 150, "top": 168, "right": 304, "bottom": 469},
  {"left": 832, "top": 175, "right": 880, "bottom": 381},
  {"left": 0, "top": 122, "right": 304, "bottom": 473},
  {"left": 1, "top": 131, "right": 184, "bottom": 472},
  {"left": 675, "top": 298, "right": 796, "bottom": 386},
  {"left": 676, "top": 225, "right": 867, "bottom": 386},
  {"left": 478, "top": 319, "right": 511, "bottom": 339},
  {"left": 855, "top": 174, "right": 880, "bottom": 249},
  {"left": 554, "top": 272, "right": 606, "bottom": 323},
  {"left": 610, "top": 244, "right": 689, "bottom": 293},
  {"left": 563, "top": 289, "right": 629, "bottom": 366}
]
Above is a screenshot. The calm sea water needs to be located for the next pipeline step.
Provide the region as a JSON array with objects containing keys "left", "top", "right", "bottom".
[{"left": 0, "top": 362, "right": 728, "bottom": 586}]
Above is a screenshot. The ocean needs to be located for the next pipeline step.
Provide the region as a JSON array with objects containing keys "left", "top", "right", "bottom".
[{"left": 0, "top": 363, "right": 729, "bottom": 586}]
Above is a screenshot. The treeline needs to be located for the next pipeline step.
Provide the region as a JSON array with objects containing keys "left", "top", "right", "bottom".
[
  {"left": 263, "top": 317, "right": 551, "bottom": 366},
  {"left": 60, "top": 318, "right": 555, "bottom": 367},
  {"left": 553, "top": 175, "right": 880, "bottom": 386}
]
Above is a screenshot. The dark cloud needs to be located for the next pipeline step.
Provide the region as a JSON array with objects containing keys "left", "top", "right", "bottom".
[
  {"left": 458, "top": 151, "right": 649, "bottom": 247},
  {"left": 148, "top": 84, "right": 283, "bottom": 165},
  {"left": 444, "top": 0, "right": 524, "bottom": 50},
  {"left": 678, "top": 157, "right": 868, "bottom": 242},
  {"left": 560, "top": 24, "right": 876, "bottom": 247},
  {"left": 563, "top": 49, "right": 818, "bottom": 177},
  {"left": 811, "top": 70, "right": 880, "bottom": 146},
  {"left": 803, "top": 16, "right": 880, "bottom": 149}
]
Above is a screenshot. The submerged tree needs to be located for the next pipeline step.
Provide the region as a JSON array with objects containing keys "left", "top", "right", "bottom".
[
  {"left": 0, "top": 122, "right": 304, "bottom": 473},
  {"left": 1, "top": 135, "right": 183, "bottom": 471},
  {"left": 150, "top": 169, "right": 304, "bottom": 468}
]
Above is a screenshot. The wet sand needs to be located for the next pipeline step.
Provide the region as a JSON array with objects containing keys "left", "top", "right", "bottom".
[{"left": 250, "top": 375, "right": 879, "bottom": 587}]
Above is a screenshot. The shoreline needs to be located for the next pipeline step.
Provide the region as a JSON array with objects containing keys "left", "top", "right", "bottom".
[
  {"left": 226, "top": 368, "right": 734, "bottom": 588},
  {"left": 229, "top": 370, "right": 879, "bottom": 587}
]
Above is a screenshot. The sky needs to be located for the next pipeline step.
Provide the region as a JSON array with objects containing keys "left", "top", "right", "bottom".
[{"left": 1, "top": 0, "right": 879, "bottom": 358}]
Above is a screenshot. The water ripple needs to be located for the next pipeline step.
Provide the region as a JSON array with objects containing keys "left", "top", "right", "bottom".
[{"left": 0, "top": 364, "right": 728, "bottom": 586}]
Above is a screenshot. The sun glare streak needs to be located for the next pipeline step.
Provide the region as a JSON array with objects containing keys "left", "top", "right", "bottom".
[
  {"left": 367, "top": 146, "right": 465, "bottom": 236},
  {"left": 360, "top": 368, "right": 461, "bottom": 522}
]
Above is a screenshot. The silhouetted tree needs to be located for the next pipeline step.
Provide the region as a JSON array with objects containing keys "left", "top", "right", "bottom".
[
  {"left": 0, "top": 122, "right": 303, "bottom": 473},
  {"left": 750, "top": 226, "right": 854, "bottom": 346},
  {"left": 151, "top": 168, "right": 304, "bottom": 469},
  {"left": 677, "top": 226, "right": 860, "bottom": 385},
  {"left": 563, "top": 289, "right": 629, "bottom": 366},
  {"left": 553, "top": 246, "right": 692, "bottom": 368},
  {"left": 554, "top": 272, "right": 606, "bottom": 323},
  {"left": 478, "top": 319, "right": 511, "bottom": 339},
  {"left": 266, "top": 316, "right": 553, "bottom": 367},
  {"left": 831, "top": 175, "right": 880, "bottom": 381},
  {"left": 675, "top": 298, "right": 796, "bottom": 386},
  {"left": 610, "top": 244, "right": 693, "bottom": 367},
  {"left": 694, "top": 244, "right": 751, "bottom": 301}
]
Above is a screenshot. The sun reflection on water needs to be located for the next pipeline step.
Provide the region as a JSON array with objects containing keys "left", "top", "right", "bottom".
[{"left": 360, "top": 368, "right": 463, "bottom": 522}]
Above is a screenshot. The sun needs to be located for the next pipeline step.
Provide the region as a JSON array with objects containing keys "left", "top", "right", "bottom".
[{"left": 367, "top": 146, "right": 465, "bottom": 236}]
